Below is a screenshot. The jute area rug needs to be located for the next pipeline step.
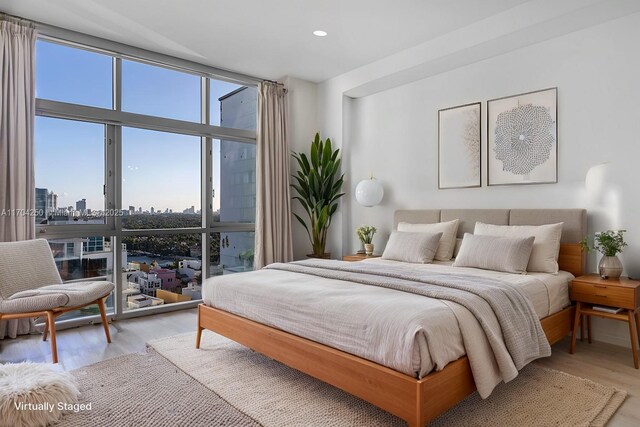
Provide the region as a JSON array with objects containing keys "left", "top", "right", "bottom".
[{"left": 63, "top": 330, "right": 626, "bottom": 426}]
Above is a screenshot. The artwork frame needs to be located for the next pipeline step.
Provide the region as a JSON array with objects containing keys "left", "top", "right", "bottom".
[
  {"left": 487, "top": 87, "right": 558, "bottom": 186},
  {"left": 438, "top": 102, "right": 481, "bottom": 189}
]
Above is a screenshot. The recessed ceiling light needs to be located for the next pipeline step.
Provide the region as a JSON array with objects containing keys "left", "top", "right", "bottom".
[{"left": 313, "top": 30, "right": 328, "bottom": 37}]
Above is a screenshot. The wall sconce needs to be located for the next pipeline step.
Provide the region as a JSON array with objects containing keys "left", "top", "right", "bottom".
[{"left": 355, "top": 176, "right": 384, "bottom": 207}]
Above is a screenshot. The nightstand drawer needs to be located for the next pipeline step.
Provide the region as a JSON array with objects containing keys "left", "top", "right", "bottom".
[{"left": 571, "top": 281, "right": 636, "bottom": 309}]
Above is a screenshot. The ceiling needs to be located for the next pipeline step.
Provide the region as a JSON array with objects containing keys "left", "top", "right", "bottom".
[{"left": 0, "top": 0, "right": 532, "bottom": 82}]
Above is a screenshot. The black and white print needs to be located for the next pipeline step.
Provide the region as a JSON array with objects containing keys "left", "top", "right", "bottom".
[{"left": 487, "top": 88, "right": 557, "bottom": 185}]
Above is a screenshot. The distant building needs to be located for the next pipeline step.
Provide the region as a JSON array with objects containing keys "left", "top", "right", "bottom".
[
  {"left": 47, "top": 237, "right": 126, "bottom": 284},
  {"left": 181, "top": 282, "right": 202, "bottom": 300},
  {"left": 183, "top": 205, "right": 196, "bottom": 214},
  {"left": 35, "top": 188, "right": 48, "bottom": 222},
  {"left": 150, "top": 207, "right": 155, "bottom": 214},
  {"left": 83, "top": 236, "right": 104, "bottom": 252},
  {"left": 47, "top": 191, "right": 58, "bottom": 213},
  {"left": 219, "top": 86, "right": 257, "bottom": 272},
  {"left": 76, "top": 199, "right": 87, "bottom": 212},
  {"left": 179, "top": 260, "right": 201, "bottom": 270},
  {"left": 150, "top": 268, "right": 177, "bottom": 290},
  {"left": 127, "top": 294, "right": 164, "bottom": 310},
  {"left": 135, "top": 273, "right": 162, "bottom": 297},
  {"left": 156, "top": 289, "right": 191, "bottom": 303}
]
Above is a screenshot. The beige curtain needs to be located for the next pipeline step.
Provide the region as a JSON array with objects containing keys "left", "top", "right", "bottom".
[
  {"left": 0, "top": 15, "right": 37, "bottom": 338},
  {"left": 254, "top": 82, "right": 293, "bottom": 269}
]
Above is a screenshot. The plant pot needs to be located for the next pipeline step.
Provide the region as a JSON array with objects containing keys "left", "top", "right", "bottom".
[
  {"left": 599, "top": 255, "right": 623, "bottom": 279},
  {"left": 307, "top": 253, "right": 331, "bottom": 259},
  {"left": 364, "top": 243, "right": 374, "bottom": 256}
]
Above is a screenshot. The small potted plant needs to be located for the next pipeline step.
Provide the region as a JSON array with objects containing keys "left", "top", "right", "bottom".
[
  {"left": 581, "top": 229, "right": 627, "bottom": 279},
  {"left": 356, "top": 225, "right": 377, "bottom": 256}
]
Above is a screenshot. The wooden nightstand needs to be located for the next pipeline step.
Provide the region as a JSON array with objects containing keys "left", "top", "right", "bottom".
[
  {"left": 570, "top": 274, "right": 640, "bottom": 368},
  {"left": 342, "top": 254, "right": 381, "bottom": 262}
]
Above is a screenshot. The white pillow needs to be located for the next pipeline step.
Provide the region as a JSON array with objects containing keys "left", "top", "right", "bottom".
[
  {"left": 397, "top": 219, "right": 459, "bottom": 261},
  {"left": 453, "top": 233, "right": 535, "bottom": 274},
  {"left": 382, "top": 231, "right": 443, "bottom": 264},
  {"left": 473, "top": 222, "right": 564, "bottom": 274}
]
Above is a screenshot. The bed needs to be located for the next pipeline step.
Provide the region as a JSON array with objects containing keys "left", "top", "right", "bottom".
[{"left": 197, "top": 208, "right": 586, "bottom": 426}]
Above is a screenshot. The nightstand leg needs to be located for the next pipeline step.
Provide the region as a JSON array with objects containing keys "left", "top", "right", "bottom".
[
  {"left": 570, "top": 302, "right": 582, "bottom": 354},
  {"left": 628, "top": 309, "right": 639, "bottom": 369},
  {"left": 587, "top": 315, "right": 592, "bottom": 344},
  {"left": 580, "top": 316, "right": 585, "bottom": 342}
]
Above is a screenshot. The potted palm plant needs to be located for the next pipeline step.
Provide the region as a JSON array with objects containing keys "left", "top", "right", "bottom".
[
  {"left": 581, "top": 229, "right": 627, "bottom": 279},
  {"left": 291, "top": 133, "right": 345, "bottom": 258}
]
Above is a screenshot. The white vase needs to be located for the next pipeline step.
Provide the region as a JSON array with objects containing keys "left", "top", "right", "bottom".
[{"left": 364, "top": 243, "right": 374, "bottom": 256}]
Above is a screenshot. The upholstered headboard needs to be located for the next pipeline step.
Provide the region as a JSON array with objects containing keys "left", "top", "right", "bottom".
[{"left": 393, "top": 209, "right": 587, "bottom": 276}]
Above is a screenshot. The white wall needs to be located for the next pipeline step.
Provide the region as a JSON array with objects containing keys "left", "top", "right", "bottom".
[
  {"left": 282, "top": 76, "right": 319, "bottom": 259},
  {"left": 318, "top": 12, "right": 640, "bottom": 347}
]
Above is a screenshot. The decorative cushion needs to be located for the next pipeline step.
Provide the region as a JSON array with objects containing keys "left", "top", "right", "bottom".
[
  {"left": 453, "top": 233, "right": 535, "bottom": 274},
  {"left": 397, "top": 219, "right": 460, "bottom": 261},
  {"left": 382, "top": 231, "right": 443, "bottom": 264},
  {"left": 0, "top": 281, "right": 114, "bottom": 314},
  {"left": 473, "top": 222, "right": 564, "bottom": 274},
  {"left": 0, "top": 362, "right": 80, "bottom": 427}
]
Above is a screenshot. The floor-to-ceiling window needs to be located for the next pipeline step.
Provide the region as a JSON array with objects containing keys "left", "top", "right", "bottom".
[{"left": 34, "top": 38, "right": 257, "bottom": 323}]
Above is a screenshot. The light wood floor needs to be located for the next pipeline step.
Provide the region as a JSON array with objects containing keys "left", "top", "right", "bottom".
[
  {"left": 0, "top": 309, "right": 197, "bottom": 370},
  {"left": 0, "top": 309, "right": 638, "bottom": 426}
]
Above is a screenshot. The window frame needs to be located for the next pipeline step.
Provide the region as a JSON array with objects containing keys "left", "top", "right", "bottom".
[{"left": 35, "top": 36, "right": 258, "bottom": 325}]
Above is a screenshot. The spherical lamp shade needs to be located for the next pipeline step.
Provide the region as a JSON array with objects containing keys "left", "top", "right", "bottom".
[{"left": 355, "top": 178, "right": 384, "bottom": 207}]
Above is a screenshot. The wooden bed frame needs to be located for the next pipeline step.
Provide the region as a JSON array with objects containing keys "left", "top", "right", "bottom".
[{"left": 196, "top": 243, "right": 584, "bottom": 427}]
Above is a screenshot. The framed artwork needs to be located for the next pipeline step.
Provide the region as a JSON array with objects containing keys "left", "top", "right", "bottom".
[
  {"left": 438, "top": 102, "right": 481, "bottom": 189},
  {"left": 487, "top": 87, "right": 558, "bottom": 186}
]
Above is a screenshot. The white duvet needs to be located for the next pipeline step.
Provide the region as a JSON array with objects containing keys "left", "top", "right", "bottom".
[{"left": 203, "top": 258, "right": 572, "bottom": 397}]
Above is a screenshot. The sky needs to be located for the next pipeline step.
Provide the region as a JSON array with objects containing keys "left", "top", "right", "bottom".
[{"left": 34, "top": 40, "right": 247, "bottom": 212}]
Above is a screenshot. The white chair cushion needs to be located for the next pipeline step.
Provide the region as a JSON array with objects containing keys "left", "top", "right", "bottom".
[{"left": 0, "top": 281, "right": 114, "bottom": 314}]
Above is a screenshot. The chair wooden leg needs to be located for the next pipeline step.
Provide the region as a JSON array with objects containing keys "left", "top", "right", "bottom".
[
  {"left": 97, "top": 298, "right": 112, "bottom": 344},
  {"left": 46, "top": 311, "right": 58, "bottom": 364},
  {"left": 42, "top": 317, "right": 49, "bottom": 342}
]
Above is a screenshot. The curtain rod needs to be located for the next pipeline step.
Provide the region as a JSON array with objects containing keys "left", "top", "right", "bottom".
[{"left": 0, "top": 12, "right": 36, "bottom": 27}]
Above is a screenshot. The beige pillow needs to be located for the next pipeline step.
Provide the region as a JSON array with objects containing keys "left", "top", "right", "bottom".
[
  {"left": 382, "top": 232, "right": 443, "bottom": 264},
  {"left": 397, "top": 219, "right": 459, "bottom": 261},
  {"left": 473, "top": 222, "right": 563, "bottom": 274},
  {"left": 453, "top": 233, "right": 535, "bottom": 274}
]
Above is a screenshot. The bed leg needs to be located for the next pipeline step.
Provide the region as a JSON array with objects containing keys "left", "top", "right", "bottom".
[{"left": 196, "top": 304, "right": 203, "bottom": 349}]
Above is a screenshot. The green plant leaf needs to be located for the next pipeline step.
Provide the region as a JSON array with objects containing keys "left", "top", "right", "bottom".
[{"left": 290, "top": 133, "right": 344, "bottom": 254}]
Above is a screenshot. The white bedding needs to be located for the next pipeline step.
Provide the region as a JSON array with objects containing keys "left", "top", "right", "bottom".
[{"left": 203, "top": 259, "right": 572, "bottom": 397}]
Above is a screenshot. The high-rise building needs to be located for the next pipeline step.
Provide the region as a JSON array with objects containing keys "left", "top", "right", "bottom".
[
  {"left": 219, "top": 86, "right": 257, "bottom": 271},
  {"left": 76, "top": 198, "right": 87, "bottom": 212},
  {"left": 47, "top": 191, "right": 57, "bottom": 213},
  {"left": 35, "top": 188, "right": 48, "bottom": 223},
  {"left": 150, "top": 207, "right": 155, "bottom": 214},
  {"left": 129, "top": 205, "right": 135, "bottom": 214}
]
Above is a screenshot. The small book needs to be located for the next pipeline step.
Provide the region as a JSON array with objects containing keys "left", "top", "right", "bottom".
[{"left": 592, "top": 305, "right": 624, "bottom": 314}]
